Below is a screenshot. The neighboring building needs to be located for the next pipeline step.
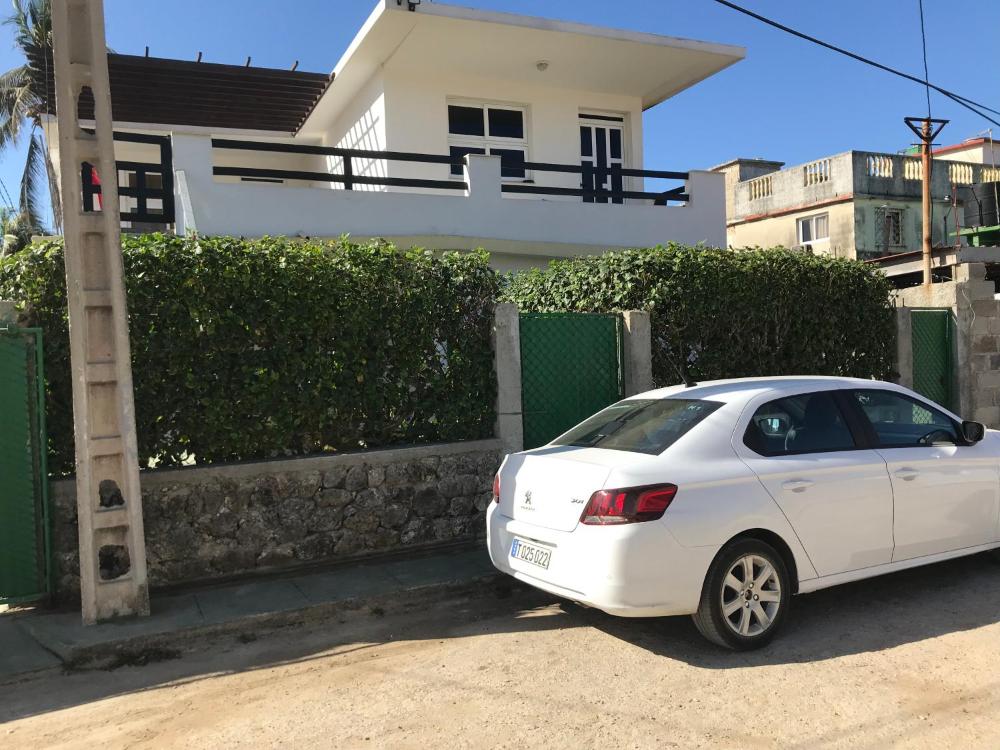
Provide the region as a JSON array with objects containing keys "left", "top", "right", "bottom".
[
  {"left": 933, "top": 136, "right": 1000, "bottom": 166},
  {"left": 40, "top": 1, "right": 744, "bottom": 270},
  {"left": 713, "top": 150, "right": 1000, "bottom": 262}
]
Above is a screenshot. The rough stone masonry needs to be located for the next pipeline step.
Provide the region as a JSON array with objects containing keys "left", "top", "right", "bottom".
[{"left": 49, "top": 440, "right": 502, "bottom": 599}]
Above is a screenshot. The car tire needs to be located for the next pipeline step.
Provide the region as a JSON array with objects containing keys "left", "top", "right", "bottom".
[{"left": 691, "top": 538, "right": 791, "bottom": 651}]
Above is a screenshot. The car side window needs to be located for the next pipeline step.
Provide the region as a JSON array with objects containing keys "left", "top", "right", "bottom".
[
  {"left": 851, "top": 389, "right": 959, "bottom": 447},
  {"left": 744, "top": 391, "right": 856, "bottom": 456}
]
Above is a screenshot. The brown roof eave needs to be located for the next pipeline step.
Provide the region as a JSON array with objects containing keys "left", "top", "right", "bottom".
[{"left": 28, "top": 49, "right": 331, "bottom": 134}]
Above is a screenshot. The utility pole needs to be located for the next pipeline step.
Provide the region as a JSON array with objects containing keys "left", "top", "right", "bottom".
[
  {"left": 904, "top": 116, "right": 948, "bottom": 288},
  {"left": 51, "top": 0, "right": 149, "bottom": 624}
]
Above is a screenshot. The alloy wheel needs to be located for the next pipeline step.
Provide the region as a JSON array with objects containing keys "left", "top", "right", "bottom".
[{"left": 719, "top": 553, "right": 782, "bottom": 637}]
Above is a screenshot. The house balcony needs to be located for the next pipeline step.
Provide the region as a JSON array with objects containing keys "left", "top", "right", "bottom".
[{"left": 89, "top": 133, "right": 725, "bottom": 271}]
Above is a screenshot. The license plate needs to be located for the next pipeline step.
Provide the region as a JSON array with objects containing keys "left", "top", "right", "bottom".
[{"left": 510, "top": 537, "right": 552, "bottom": 569}]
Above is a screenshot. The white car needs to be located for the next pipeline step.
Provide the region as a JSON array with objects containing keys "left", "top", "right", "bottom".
[{"left": 487, "top": 376, "right": 999, "bottom": 650}]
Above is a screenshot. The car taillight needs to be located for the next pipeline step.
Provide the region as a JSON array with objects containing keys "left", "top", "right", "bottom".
[
  {"left": 492, "top": 472, "right": 500, "bottom": 503},
  {"left": 580, "top": 484, "right": 677, "bottom": 525}
]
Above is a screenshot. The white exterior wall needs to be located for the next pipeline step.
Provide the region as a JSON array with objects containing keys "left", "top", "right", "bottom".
[
  {"left": 380, "top": 62, "right": 645, "bottom": 194},
  {"left": 322, "top": 71, "right": 388, "bottom": 191}
]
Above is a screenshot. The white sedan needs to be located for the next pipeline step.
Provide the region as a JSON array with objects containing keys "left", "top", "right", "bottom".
[{"left": 487, "top": 376, "right": 999, "bottom": 650}]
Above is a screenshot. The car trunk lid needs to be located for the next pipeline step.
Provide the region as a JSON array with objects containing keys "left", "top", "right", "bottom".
[{"left": 498, "top": 447, "right": 619, "bottom": 532}]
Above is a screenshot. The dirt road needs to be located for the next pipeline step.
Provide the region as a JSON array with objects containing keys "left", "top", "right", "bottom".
[{"left": 3, "top": 553, "right": 1000, "bottom": 749}]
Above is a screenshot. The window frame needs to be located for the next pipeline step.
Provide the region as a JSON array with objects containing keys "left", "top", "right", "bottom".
[
  {"left": 446, "top": 99, "right": 530, "bottom": 182},
  {"left": 844, "top": 388, "right": 966, "bottom": 449},
  {"left": 742, "top": 389, "right": 870, "bottom": 457},
  {"left": 875, "top": 206, "right": 905, "bottom": 248},
  {"left": 796, "top": 212, "right": 830, "bottom": 248}
]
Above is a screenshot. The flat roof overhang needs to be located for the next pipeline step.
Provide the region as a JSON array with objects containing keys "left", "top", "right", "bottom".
[{"left": 300, "top": 0, "right": 745, "bottom": 138}]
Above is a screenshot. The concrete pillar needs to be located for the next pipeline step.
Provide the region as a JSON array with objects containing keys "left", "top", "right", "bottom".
[
  {"left": 493, "top": 303, "right": 523, "bottom": 455},
  {"left": 622, "top": 310, "right": 654, "bottom": 396},
  {"left": 465, "top": 153, "right": 502, "bottom": 208},
  {"left": 170, "top": 133, "right": 215, "bottom": 235},
  {"left": 0, "top": 300, "right": 16, "bottom": 325},
  {"left": 52, "top": 0, "right": 149, "bottom": 624},
  {"left": 894, "top": 307, "right": 913, "bottom": 389},
  {"left": 684, "top": 170, "right": 727, "bottom": 248}
]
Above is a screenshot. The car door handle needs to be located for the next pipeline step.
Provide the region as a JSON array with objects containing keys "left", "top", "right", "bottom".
[
  {"left": 895, "top": 468, "right": 919, "bottom": 481},
  {"left": 782, "top": 479, "right": 814, "bottom": 493}
]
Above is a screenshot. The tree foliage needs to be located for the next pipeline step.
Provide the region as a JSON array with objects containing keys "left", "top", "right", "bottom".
[
  {"left": 0, "top": 235, "right": 499, "bottom": 474},
  {"left": 502, "top": 245, "right": 896, "bottom": 386},
  {"left": 1, "top": 0, "right": 60, "bottom": 232}
]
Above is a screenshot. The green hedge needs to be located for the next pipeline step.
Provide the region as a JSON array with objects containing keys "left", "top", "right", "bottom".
[
  {"left": 0, "top": 235, "right": 498, "bottom": 474},
  {"left": 502, "top": 245, "right": 896, "bottom": 386}
]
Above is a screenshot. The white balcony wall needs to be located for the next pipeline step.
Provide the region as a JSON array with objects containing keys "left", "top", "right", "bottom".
[
  {"left": 173, "top": 139, "right": 725, "bottom": 271},
  {"left": 212, "top": 143, "right": 327, "bottom": 189}
]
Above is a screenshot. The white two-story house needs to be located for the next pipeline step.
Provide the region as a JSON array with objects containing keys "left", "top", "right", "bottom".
[{"left": 42, "top": 0, "right": 744, "bottom": 270}]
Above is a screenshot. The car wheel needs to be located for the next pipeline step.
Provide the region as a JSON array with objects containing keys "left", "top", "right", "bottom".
[{"left": 691, "top": 538, "right": 791, "bottom": 651}]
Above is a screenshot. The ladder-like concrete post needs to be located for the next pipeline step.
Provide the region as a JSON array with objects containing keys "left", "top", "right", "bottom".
[{"left": 52, "top": 0, "right": 149, "bottom": 623}]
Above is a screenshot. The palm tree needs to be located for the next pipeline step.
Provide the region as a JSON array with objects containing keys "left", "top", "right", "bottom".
[
  {"left": 0, "top": 0, "right": 59, "bottom": 234},
  {"left": 0, "top": 205, "right": 33, "bottom": 255}
]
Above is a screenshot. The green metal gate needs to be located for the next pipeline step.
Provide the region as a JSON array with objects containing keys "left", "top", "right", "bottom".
[
  {"left": 911, "top": 309, "right": 954, "bottom": 411},
  {"left": 519, "top": 312, "right": 624, "bottom": 449},
  {"left": 0, "top": 327, "right": 51, "bottom": 604}
]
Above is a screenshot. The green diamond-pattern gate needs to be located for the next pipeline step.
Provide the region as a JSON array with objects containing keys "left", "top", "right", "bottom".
[
  {"left": 0, "top": 328, "right": 51, "bottom": 604},
  {"left": 519, "top": 312, "right": 624, "bottom": 450},
  {"left": 911, "top": 309, "right": 954, "bottom": 411}
]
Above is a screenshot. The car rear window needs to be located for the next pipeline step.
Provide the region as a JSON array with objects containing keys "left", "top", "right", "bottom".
[{"left": 552, "top": 398, "right": 722, "bottom": 455}]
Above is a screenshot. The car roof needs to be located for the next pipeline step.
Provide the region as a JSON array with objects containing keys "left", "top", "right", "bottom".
[{"left": 631, "top": 376, "right": 894, "bottom": 404}]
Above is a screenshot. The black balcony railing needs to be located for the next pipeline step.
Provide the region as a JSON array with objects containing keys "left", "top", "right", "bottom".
[
  {"left": 210, "top": 138, "right": 689, "bottom": 204},
  {"left": 81, "top": 131, "right": 175, "bottom": 225}
]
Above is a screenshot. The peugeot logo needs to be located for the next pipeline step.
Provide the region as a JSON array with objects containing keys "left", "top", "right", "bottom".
[{"left": 524, "top": 490, "right": 532, "bottom": 505}]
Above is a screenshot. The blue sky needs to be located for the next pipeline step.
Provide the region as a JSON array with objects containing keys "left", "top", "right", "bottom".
[{"left": 1, "top": 0, "right": 998, "bottom": 224}]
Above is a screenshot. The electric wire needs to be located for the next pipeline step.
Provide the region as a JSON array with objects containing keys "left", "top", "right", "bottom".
[
  {"left": 917, "top": 0, "right": 931, "bottom": 118},
  {"left": 710, "top": 0, "right": 1000, "bottom": 129}
]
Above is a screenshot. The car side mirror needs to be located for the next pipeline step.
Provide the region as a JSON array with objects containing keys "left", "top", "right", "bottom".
[{"left": 962, "top": 420, "right": 986, "bottom": 443}]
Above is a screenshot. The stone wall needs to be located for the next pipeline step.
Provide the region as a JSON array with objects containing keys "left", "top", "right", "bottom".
[{"left": 50, "top": 440, "right": 502, "bottom": 599}]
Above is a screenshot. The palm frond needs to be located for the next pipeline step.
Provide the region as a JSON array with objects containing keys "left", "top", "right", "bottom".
[
  {"left": 0, "top": 65, "right": 38, "bottom": 149},
  {"left": 6, "top": 1, "right": 50, "bottom": 55},
  {"left": 42, "top": 128, "right": 60, "bottom": 232},
  {"left": 19, "top": 127, "right": 49, "bottom": 232}
]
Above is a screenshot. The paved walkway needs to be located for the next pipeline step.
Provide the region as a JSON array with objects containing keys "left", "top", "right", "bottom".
[{"left": 0, "top": 546, "right": 497, "bottom": 683}]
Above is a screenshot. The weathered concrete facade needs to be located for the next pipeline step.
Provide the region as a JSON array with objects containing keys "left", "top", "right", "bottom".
[
  {"left": 50, "top": 440, "right": 502, "bottom": 600},
  {"left": 715, "top": 151, "right": 993, "bottom": 261}
]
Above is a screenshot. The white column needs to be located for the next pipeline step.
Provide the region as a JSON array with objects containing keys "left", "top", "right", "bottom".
[
  {"left": 493, "top": 303, "right": 523, "bottom": 455},
  {"left": 622, "top": 310, "right": 654, "bottom": 396},
  {"left": 171, "top": 134, "right": 215, "bottom": 236}
]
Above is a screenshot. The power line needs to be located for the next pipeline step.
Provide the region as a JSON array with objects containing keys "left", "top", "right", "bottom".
[
  {"left": 0, "top": 177, "right": 17, "bottom": 211},
  {"left": 710, "top": 0, "right": 1000, "bottom": 129},
  {"left": 917, "top": 0, "right": 931, "bottom": 118}
]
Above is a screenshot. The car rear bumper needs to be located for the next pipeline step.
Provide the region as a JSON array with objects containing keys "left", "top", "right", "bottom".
[{"left": 486, "top": 502, "right": 713, "bottom": 617}]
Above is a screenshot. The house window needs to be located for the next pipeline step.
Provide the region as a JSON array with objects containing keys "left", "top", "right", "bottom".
[
  {"left": 876, "top": 207, "right": 904, "bottom": 248},
  {"left": 447, "top": 101, "right": 527, "bottom": 179},
  {"left": 797, "top": 213, "right": 829, "bottom": 247}
]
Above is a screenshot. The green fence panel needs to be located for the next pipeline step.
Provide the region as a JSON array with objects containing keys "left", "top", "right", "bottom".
[
  {"left": 911, "top": 309, "right": 954, "bottom": 412},
  {"left": 519, "top": 312, "right": 623, "bottom": 450},
  {"left": 0, "top": 328, "right": 50, "bottom": 603}
]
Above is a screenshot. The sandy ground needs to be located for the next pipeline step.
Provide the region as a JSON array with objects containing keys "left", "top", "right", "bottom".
[{"left": 3, "top": 552, "right": 1000, "bottom": 750}]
